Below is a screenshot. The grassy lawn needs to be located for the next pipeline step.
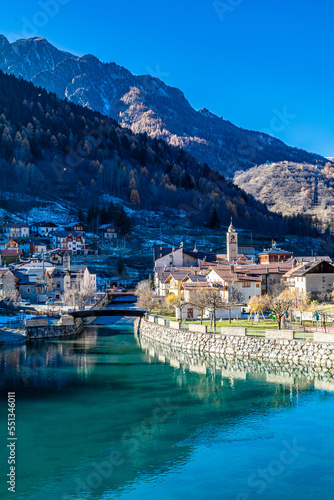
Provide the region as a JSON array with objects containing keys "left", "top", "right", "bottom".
[{"left": 184, "top": 319, "right": 277, "bottom": 331}]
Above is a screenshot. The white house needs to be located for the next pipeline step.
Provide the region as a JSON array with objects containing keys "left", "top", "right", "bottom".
[
  {"left": 3, "top": 223, "right": 29, "bottom": 238},
  {"left": 31, "top": 222, "right": 58, "bottom": 236},
  {"left": 153, "top": 245, "right": 216, "bottom": 270},
  {"left": 52, "top": 231, "right": 86, "bottom": 255},
  {"left": 99, "top": 224, "right": 118, "bottom": 239},
  {"left": 206, "top": 267, "right": 262, "bottom": 303},
  {"left": 284, "top": 260, "right": 334, "bottom": 297}
]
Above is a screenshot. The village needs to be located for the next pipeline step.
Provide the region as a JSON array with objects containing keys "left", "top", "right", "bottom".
[
  {"left": 148, "top": 220, "right": 334, "bottom": 329},
  {"left": 0, "top": 216, "right": 333, "bottom": 332},
  {"left": 0, "top": 220, "right": 119, "bottom": 311}
]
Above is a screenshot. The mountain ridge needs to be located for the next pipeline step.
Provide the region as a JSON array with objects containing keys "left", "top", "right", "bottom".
[{"left": 0, "top": 35, "right": 327, "bottom": 179}]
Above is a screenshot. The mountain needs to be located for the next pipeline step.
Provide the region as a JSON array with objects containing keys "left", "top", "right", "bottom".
[
  {"left": 234, "top": 161, "right": 334, "bottom": 218},
  {"left": 0, "top": 35, "right": 327, "bottom": 178}
]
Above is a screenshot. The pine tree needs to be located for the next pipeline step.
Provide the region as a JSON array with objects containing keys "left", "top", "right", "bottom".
[
  {"left": 209, "top": 207, "right": 220, "bottom": 229},
  {"left": 117, "top": 256, "right": 125, "bottom": 276}
]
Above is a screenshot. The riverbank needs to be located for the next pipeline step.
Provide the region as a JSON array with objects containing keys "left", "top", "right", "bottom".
[
  {"left": 139, "top": 319, "right": 334, "bottom": 368},
  {"left": 139, "top": 334, "right": 334, "bottom": 391},
  {"left": 0, "top": 328, "right": 26, "bottom": 344}
]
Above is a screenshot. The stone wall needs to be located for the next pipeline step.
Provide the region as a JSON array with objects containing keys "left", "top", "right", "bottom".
[
  {"left": 25, "top": 318, "right": 84, "bottom": 340},
  {"left": 139, "top": 320, "right": 334, "bottom": 367}
]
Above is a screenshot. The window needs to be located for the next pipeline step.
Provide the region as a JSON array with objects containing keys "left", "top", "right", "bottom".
[
  {"left": 242, "top": 282, "right": 251, "bottom": 288},
  {"left": 27, "top": 288, "right": 30, "bottom": 293},
  {"left": 256, "top": 283, "right": 260, "bottom": 288}
]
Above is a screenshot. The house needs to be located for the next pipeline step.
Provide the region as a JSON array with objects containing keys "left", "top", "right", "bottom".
[
  {"left": 0, "top": 239, "right": 20, "bottom": 251},
  {"left": 258, "top": 246, "right": 292, "bottom": 264},
  {"left": 0, "top": 238, "right": 31, "bottom": 255},
  {"left": 13, "top": 268, "right": 46, "bottom": 303},
  {"left": 0, "top": 249, "right": 22, "bottom": 265},
  {"left": 154, "top": 245, "right": 216, "bottom": 269},
  {"left": 164, "top": 272, "right": 190, "bottom": 296},
  {"left": 68, "top": 266, "right": 97, "bottom": 293},
  {"left": 175, "top": 302, "right": 199, "bottom": 320},
  {"left": 182, "top": 282, "right": 211, "bottom": 304},
  {"left": 29, "top": 240, "right": 48, "bottom": 255},
  {"left": 48, "top": 252, "right": 64, "bottom": 266},
  {"left": 0, "top": 269, "right": 16, "bottom": 300},
  {"left": 30, "top": 222, "right": 58, "bottom": 236},
  {"left": 17, "top": 240, "right": 31, "bottom": 255},
  {"left": 98, "top": 224, "right": 118, "bottom": 239},
  {"left": 64, "top": 222, "right": 87, "bottom": 232},
  {"left": 45, "top": 268, "right": 71, "bottom": 301},
  {"left": 3, "top": 223, "right": 30, "bottom": 239},
  {"left": 283, "top": 260, "right": 334, "bottom": 298},
  {"left": 52, "top": 231, "right": 86, "bottom": 255},
  {"left": 154, "top": 270, "right": 172, "bottom": 297},
  {"left": 233, "top": 262, "right": 293, "bottom": 295},
  {"left": 182, "top": 281, "right": 243, "bottom": 320},
  {"left": 287, "top": 256, "right": 332, "bottom": 265},
  {"left": 206, "top": 266, "right": 262, "bottom": 303}
]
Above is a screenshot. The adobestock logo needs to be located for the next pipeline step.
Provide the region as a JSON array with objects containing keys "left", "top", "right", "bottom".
[
  {"left": 236, "top": 438, "right": 306, "bottom": 500},
  {"left": 213, "top": 0, "right": 244, "bottom": 22},
  {"left": 21, "top": 0, "right": 71, "bottom": 38}
]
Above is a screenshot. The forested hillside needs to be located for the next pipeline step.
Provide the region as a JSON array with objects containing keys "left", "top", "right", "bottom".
[
  {"left": 0, "top": 36, "right": 327, "bottom": 178},
  {"left": 0, "top": 70, "right": 324, "bottom": 238},
  {"left": 234, "top": 161, "right": 334, "bottom": 220}
]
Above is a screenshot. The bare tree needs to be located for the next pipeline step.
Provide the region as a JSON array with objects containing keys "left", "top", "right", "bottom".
[
  {"left": 63, "top": 273, "right": 95, "bottom": 310},
  {"left": 291, "top": 290, "right": 310, "bottom": 325},
  {"left": 223, "top": 284, "right": 244, "bottom": 323},
  {"left": 135, "top": 280, "right": 155, "bottom": 313},
  {"left": 8, "top": 289, "right": 21, "bottom": 308},
  {"left": 190, "top": 289, "right": 208, "bottom": 324},
  {"left": 203, "top": 287, "right": 224, "bottom": 329},
  {"left": 262, "top": 288, "right": 294, "bottom": 329}
]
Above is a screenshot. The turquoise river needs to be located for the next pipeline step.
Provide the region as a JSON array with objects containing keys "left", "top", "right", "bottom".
[{"left": 0, "top": 323, "right": 334, "bottom": 500}]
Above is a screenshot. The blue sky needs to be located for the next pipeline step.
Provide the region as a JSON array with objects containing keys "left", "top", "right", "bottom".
[{"left": 2, "top": 0, "right": 334, "bottom": 156}]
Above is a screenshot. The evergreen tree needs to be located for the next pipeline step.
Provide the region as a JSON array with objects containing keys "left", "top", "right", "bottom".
[
  {"left": 209, "top": 207, "right": 220, "bottom": 229},
  {"left": 77, "top": 208, "right": 86, "bottom": 224},
  {"left": 117, "top": 256, "right": 125, "bottom": 276}
]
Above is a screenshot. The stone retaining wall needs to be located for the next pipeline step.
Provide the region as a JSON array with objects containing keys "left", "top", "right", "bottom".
[
  {"left": 25, "top": 318, "right": 84, "bottom": 340},
  {"left": 139, "top": 320, "right": 334, "bottom": 367}
]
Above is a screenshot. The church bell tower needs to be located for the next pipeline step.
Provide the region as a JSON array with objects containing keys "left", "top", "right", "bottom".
[{"left": 226, "top": 219, "right": 238, "bottom": 261}]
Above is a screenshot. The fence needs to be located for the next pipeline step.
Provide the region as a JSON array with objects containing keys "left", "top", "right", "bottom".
[{"left": 145, "top": 315, "right": 334, "bottom": 341}]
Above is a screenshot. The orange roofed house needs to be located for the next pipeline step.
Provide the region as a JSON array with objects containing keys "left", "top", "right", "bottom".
[{"left": 258, "top": 246, "right": 292, "bottom": 264}]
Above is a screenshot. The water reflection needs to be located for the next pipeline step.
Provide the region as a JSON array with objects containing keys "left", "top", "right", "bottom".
[
  {"left": 0, "top": 326, "right": 333, "bottom": 500},
  {"left": 138, "top": 333, "right": 334, "bottom": 393}
]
